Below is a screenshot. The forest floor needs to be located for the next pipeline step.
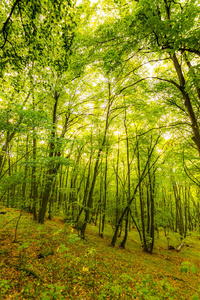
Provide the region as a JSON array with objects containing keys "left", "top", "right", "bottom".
[{"left": 0, "top": 208, "right": 200, "bottom": 300}]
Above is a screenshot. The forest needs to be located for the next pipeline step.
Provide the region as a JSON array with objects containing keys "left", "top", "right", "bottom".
[{"left": 0, "top": 0, "right": 200, "bottom": 299}]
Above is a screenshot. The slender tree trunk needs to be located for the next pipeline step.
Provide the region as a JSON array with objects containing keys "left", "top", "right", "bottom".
[
  {"left": 111, "top": 136, "right": 160, "bottom": 247},
  {"left": 98, "top": 163, "right": 103, "bottom": 236},
  {"left": 75, "top": 151, "right": 92, "bottom": 224},
  {"left": 22, "top": 135, "right": 29, "bottom": 204},
  {"left": 146, "top": 184, "right": 150, "bottom": 234},
  {"left": 137, "top": 140, "right": 147, "bottom": 252},
  {"left": 120, "top": 108, "right": 131, "bottom": 248},
  {"left": 38, "top": 92, "right": 60, "bottom": 224},
  {"left": 100, "top": 147, "right": 108, "bottom": 238},
  {"left": 80, "top": 82, "right": 112, "bottom": 239},
  {"left": 120, "top": 208, "right": 129, "bottom": 249},
  {"left": 38, "top": 91, "right": 71, "bottom": 224},
  {"left": 115, "top": 132, "right": 120, "bottom": 227},
  {"left": 149, "top": 164, "right": 155, "bottom": 254},
  {"left": 6, "top": 144, "right": 12, "bottom": 207},
  {"left": 32, "top": 130, "right": 37, "bottom": 220}
]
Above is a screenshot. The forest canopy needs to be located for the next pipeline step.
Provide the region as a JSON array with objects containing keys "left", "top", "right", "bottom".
[{"left": 0, "top": 0, "right": 200, "bottom": 253}]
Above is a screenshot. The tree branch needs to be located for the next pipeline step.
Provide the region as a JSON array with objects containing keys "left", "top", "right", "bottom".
[{"left": 1, "top": 0, "right": 22, "bottom": 49}]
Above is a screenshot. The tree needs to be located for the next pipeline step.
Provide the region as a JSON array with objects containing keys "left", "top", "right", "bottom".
[
  {"left": 1, "top": 0, "right": 200, "bottom": 254},
  {"left": 95, "top": 0, "right": 200, "bottom": 155}
]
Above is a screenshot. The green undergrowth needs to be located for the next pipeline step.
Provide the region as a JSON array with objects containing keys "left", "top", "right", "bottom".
[{"left": 0, "top": 209, "right": 199, "bottom": 299}]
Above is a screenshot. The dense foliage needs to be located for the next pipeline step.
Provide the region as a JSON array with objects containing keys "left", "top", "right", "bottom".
[{"left": 0, "top": 0, "right": 200, "bottom": 254}]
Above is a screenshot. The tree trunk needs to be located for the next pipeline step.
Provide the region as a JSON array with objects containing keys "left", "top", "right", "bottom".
[
  {"left": 171, "top": 53, "right": 200, "bottom": 155},
  {"left": 120, "top": 108, "right": 131, "bottom": 248},
  {"left": 80, "top": 82, "right": 112, "bottom": 239},
  {"left": 31, "top": 131, "right": 37, "bottom": 220},
  {"left": 100, "top": 146, "right": 108, "bottom": 238}
]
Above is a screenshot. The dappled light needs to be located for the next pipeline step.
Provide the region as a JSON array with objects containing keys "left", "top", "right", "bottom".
[{"left": 0, "top": 0, "right": 200, "bottom": 298}]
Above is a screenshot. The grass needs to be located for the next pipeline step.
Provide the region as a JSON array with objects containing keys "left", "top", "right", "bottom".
[{"left": 0, "top": 208, "right": 199, "bottom": 299}]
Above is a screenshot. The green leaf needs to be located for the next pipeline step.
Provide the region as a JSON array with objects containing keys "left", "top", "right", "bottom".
[
  {"left": 192, "top": 294, "right": 200, "bottom": 300},
  {"left": 190, "top": 265, "right": 198, "bottom": 275},
  {"left": 180, "top": 266, "right": 188, "bottom": 273},
  {"left": 57, "top": 244, "right": 69, "bottom": 253}
]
